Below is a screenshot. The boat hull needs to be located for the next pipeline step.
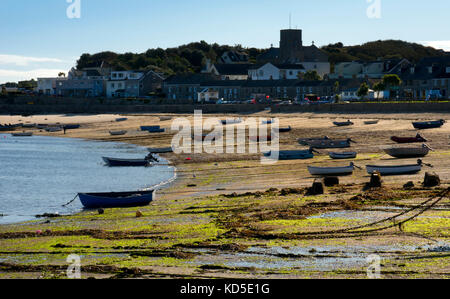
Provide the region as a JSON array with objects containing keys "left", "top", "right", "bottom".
[
  {"left": 11, "top": 132, "right": 33, "bottom": 137},
  {"left": 412, "top": 120, "right": 445, "bottom": 130},
  {"left": 307, "top": 140, "right": 352, "bottom": 149},
  {"left": 329, "top": 152, "right": 357, "bottom": 159},
  {"left": 384, "top": 147, "right": 429, "bottom": 158},
  {"left": 103, "top": 157, "right": 150, "bottom": 167},
  {"left": 366, "top": 164, "right": 422, "bottom": 175},
  {"left": 78, "top": 190, "right": 154, "bottom": 209},
  {"left": 391, "top": 136, "right": 427, "bottom": 144},
  {"left": 308, "top": 165, "right": 354, "bottom": 176},
  {"left": 109, "top": 131, "right": 127, "bottom": 136}
]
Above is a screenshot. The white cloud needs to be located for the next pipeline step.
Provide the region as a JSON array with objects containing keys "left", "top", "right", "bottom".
[
  {"left": 0, "top": 68, "right": 67, "bottom": 83},
  {"left": 0, "top": 54, "right": 64, "bottom": 66},
  {"left": 421, "top": 41, "right": 450, "bottom": 51}
]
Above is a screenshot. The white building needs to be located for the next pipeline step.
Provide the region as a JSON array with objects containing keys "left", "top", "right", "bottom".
[
  {"left": 106, "top": 71, "right": 144, "bottom": 98},
  {"left": 37, "top": 77, "right": 65, "bottom": 95},
  {"left": 197, "top": 88, "right": 219, "bottom": 103},
  {"left": 248, "top": 63, "right": 305, "bottom": 80}
]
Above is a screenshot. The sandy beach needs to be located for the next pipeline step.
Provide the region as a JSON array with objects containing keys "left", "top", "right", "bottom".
[{"left": 0, "top": 112, "right": 449, "bottom": 279}]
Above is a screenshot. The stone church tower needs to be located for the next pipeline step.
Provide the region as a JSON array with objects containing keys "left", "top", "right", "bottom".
[{"left": 279, "top": 29, "right": 305, "bottom": 62}]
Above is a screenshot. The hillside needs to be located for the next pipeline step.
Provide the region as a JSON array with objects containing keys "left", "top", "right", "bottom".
[
  {"left": 76, "top": 40, "right": 448, "bottom": 76},
  {"left": 321, "top": 40, "right": 447, "bottom": 64}
]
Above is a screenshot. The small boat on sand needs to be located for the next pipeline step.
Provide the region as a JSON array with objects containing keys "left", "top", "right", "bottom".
[
  {"left": 366, "top": 159, "right": 425, "bottom": 175},
  {"left": 141, "top": 126, "right": 165, "bottom": 133},
  {"left": 308, "top": 163, "right": 355, "bottom": 176},
  {"left": 306, "top": 138, "right": 355, "bottom": 149},
  {"left": 384, "top": 144, "right": 431, "bottom": 158},
  {"left": 299, "top": 136, "right": 330, "bottom": 146},
  {"left": 364, "top": 120, "right": 379, "bottom": 125},
  {"left": 279, "top": 126, "right": 292, "bottom": 133},
  {"left": 116, "top": 118, "right": 128, "bottom": 122},
  {"left": 78, "top": 190, "right": 154, "bottom": 209},
  {"left": 103, "top": 157, "right": 151, "bottom": 167},
  {"left": 63, "top": 124, "right": 81, "bottom": 130},
  {"left": 148, "top": 147, "right": 173, "bottom": 154},
  {"left": 329, "top": 151, "right": 357, "bottom": 160},
  {"left": 159, "top": 116, "right": 172, "bottom": 121},
  {"left": 12, "top": 132, "right": 33, "bottom": 137},
  {"left": 45, "top": 127, "right": 63, "bottom": 132},
  {"left": 333, "top": 120, "right": 354, "bottom": 127},
  {"left": 221, "top": 118, "right": 242, "bottom": 125},
  {"left": 391, "top": 134, "right": 427, "bottom": 144},
  {"left": 263, "top": 149, "right": 316, "bottom": 160},
  {"left": 412, "top": 119, "right": 445, "bottom": 130},
  {"left": 109, "top": 130, "right": 127, "bottom": 136},
  {"left": 22, "top": 123, "right": 36, "bottom": 128}
]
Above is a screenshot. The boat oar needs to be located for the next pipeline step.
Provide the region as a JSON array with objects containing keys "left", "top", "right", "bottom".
[{"left": 62, "top": 194, "right": 79, "bottom": 207}]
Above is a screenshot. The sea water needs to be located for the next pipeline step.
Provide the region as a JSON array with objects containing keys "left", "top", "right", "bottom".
[{"left": 0, "top": 134, "right": 175, "bottom": 224}]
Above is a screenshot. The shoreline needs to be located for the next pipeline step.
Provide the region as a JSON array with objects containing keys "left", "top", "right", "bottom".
[
  {"left": 0, "top": 112, "right": 449, "bottom": 279},
  {"left": 0, "top": 133, "right": 178, "bottom": 225}
]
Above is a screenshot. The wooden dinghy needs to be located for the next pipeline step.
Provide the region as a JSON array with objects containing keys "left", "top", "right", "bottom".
[
  {"left": 412, "top": 119, "right": 445, "bottom": 130},
  {"left": 11, "top": 132, "right": 33, "bottom": 137},
  {"left": 384, "top": 144, "right": 431, "bottom": 158},
  {"left": 391, "top": 134, "right": 427, "bottom": 144},
  {"left": 109, "top": 130, "right": 127, "bottom": 136},
  {"left": 307, "top": 138, "right": 355, "bottom": 149},
  {"left": 366, "top": 159, "right": 425, "bottom": 175},
  {"left": 308, "top": 163, "right": 355, "bottom": 176},
  {"left": 329, "top": 151, "right": 357, "bottom": 159},
  {"left": 102, "top": 157, "right": 151, "bottom": 167},
  {"left": 333, "top": 120, "right": 354, "bottom": 127},
  {"left": 364, "top": 120, "right": 379, "bottom": 125},
  {"left": 78, "top": 190, "right": 154, "bottom": 209}
]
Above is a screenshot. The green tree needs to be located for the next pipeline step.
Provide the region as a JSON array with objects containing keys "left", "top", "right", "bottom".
[
  {"left": 303, "top": 70, "right": 321, "bottom": 81},
  {"left": 372, "top": 81, "right": 386, "bottom": 100},
  {"left": 382, "top": 74, "right": 402, "bottom": 99},
  {"left": 357, "top": 82, "right": 369, "bottom": 100}
]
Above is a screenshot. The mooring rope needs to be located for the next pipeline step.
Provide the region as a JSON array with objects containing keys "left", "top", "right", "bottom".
[
  {"left": 290, "top": 187, "right": 449, "bottom": 237},
  {"left": 62, "top": 194, "right": 79, "bottom": 207}
]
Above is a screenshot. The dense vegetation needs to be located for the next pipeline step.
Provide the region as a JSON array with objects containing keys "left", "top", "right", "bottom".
[
  {"left": 76, "top": 40, "right": 448, "bottom": 76},
  {"left": 321, "top": 40, "right": 446, "bottom": 64},
  {"left": 77, "top": 41, "right": 265, "bottom": 75}
]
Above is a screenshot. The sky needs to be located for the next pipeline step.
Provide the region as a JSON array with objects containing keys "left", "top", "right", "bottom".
[{"left": 1, "top": 0, "right": 450, "bottom": 84}]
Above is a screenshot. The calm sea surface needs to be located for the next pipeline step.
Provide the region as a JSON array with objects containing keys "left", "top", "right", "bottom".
[{"left": 0, "top": 134, "right": 175, "bottom": 224}]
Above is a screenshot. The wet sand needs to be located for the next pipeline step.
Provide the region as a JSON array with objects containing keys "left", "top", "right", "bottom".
[{"left": 0, "top": 112, "right": 449, "bottom": 279}]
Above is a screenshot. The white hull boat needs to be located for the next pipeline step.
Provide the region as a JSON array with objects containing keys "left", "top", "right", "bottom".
[{"left": 308, "top": 163, "right": 355, "bottom": 176}]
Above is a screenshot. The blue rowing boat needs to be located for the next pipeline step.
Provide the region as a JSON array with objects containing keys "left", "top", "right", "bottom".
[
  {"left": 141, "top": 126, "right": 165, "bottom": 133},
  {"left": 412, "top": 120, "right": 445, "bottom": 130},
  {"left": 78, "top": 190, "right": 154, "bottom": 209}
]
